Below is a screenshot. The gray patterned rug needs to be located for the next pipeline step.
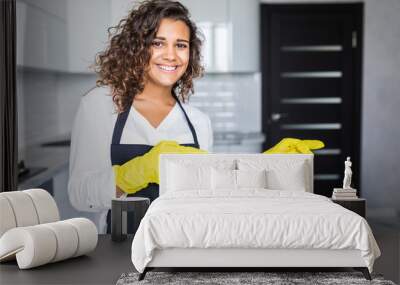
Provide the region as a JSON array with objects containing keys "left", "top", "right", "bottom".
[{"left": 116, "top": 272, "right": 396, "bottom": 285}]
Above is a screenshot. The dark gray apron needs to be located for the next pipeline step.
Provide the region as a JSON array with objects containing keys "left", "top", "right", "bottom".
[{"left": 106, "top": 93, "right": 200, "bottom": 233}]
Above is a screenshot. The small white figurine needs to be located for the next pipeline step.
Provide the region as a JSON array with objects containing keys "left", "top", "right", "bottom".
[{"left": 342, "top": 157, "right": 353, "bottom": 189}]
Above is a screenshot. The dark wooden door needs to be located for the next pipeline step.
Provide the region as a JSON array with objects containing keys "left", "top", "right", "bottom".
[{"left": 261, "top": 4, "right": 363, "bottom": 197}]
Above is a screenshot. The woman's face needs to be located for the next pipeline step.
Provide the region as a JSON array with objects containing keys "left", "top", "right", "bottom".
[{"left": 146, "top": 18, "right": 190, "bottom": 89}]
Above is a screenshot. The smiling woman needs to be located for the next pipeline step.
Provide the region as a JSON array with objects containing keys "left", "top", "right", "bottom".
[
  {"left": 67, "top": 0, "right": 213, "bottom": 233},
  {"left": 95, "top": 0, "right": 203, "bottom": 112},
  {"left": 148, "top": 19, "right": 190, "bottom": 89},
  {"left": 133, "top": 18, "right": 192, "bottom": 129}
]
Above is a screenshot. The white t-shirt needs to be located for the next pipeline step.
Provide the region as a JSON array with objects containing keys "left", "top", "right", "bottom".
[
  {"left": 67, "top": 86, "right": 213, "bottom": 231},
  {"left": 121, "top": 99, "right": 203, "bottom": 146}
]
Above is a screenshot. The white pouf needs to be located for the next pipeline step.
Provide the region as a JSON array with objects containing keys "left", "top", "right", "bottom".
[
  {"left": 24, "top": 188, "right": 60, "bottom": 223},
  {"left": 0, "top": 196, "right": 17, "bottom": 237},
  {"left": 0, "top": 189, "right": 98, "bottom": 269},
  {"left": 1, "top": 191, "right": 39, "bottom": 227},
  {"left": 0, "top": 218, "right": 98, "bottom": 269}
]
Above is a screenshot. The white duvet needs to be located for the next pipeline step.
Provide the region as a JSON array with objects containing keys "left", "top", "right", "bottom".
[{"left": 131, "top": 190, "right": 380, "bottom": 273}]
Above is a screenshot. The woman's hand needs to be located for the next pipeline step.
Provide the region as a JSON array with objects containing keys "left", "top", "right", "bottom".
[
  {"left": 113, "top": 141, "right": 207, "bottom": 194},
  {"left": 263, "top": 138, "right": 324, "bottom": 154},
  {"left": 116, "top": 186, "right": 125, "bottom": 198}
]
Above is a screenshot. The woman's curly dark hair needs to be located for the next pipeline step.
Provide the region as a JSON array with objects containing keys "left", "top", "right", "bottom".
[{"left": 94, "top": 0, "right": 204, "bottom": 112}]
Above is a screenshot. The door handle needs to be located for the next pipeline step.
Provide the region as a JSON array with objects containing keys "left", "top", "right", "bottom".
[{"left": 271, "top": 112, "right": 288, "bottom": 122}]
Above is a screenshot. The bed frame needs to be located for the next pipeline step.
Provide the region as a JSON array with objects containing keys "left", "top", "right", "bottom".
[
  {"left": 138, "top": 154, "right": 371, "bottom": 280},
  {"left": 140, "top": 248, "right": 371, "bottom": 280}
]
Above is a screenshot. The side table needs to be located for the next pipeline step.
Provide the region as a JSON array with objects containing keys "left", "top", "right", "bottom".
[
  {"left": 331, "top": 198, "right": 366, "bottom": 218},
  {"left": 111, "top": 197, "right": 150, "bottom": 242}
]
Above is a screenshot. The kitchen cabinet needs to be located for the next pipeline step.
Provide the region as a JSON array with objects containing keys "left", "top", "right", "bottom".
[
  {"left": 22, "top": 0, "right": 68, "bottom": 20},
  {"left": 229, "top": 0, "right": 259, "bottom": 72},
  {"left": 17, "top": 0, "right": 109, "bottom": 73},
  {"left": 180, "top": 0, "right": 259, "bottom": 72},
  {"left": 179, "top": 0, "right": 229, "bottom": 23},
  {"left": 110, "top": 0, "right": 138, "bottom": 26},
  {"left": 66, "top": 0, "right": 110, "bottom": 73},
  {"left": 16, "top": 0, "right": 68, "bottom": 71},
  {"left": 17, "top": 143, "right": 100, "bottom": 228}
]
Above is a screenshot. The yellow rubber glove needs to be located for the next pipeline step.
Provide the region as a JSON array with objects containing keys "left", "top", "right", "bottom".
[
  {"left": 113, "top": 140, "right": 208, "bottom": 194},
  {"left": 263, "top": 138, "right": 324, "bottom": 154}
]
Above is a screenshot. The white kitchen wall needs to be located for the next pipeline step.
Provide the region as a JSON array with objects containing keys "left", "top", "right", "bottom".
[
  {"left": 56, "top": 74, "right": 97, "bottom": 135},
  {"left": 190, "top": 73, "right": 261, "bottom": 133},
  {"left": 17, "top": 69, "right": 96, "bottom": 152},
  {"left": 17, "top": 69, "right": 60, "bottom": 151}
]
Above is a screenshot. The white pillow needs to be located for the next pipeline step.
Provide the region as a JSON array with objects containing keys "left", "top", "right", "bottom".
[
  {"left": 266, "top": 167, "right": 307, "bottom": 191},
  {"left": 167, "top": 162, "right": 211, "bottom": 191},
  {"left": 211, "top": 168, "right": 268, "bottom": 190},
  {"left": 238, "top": 158, "right": 308, "bottom": 191},
  {"left": 211, "top": 168, "right": 236, "bottom": 190},
  {"left": 236, "top": 169, "right": 267, "bottom": 189},
  {"left": 165, "top": 158, "right": 236, "bottom": 171}
]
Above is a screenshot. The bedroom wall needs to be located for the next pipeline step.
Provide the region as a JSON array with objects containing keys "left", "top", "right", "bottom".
[
  {"left": 361, "top": 0, "right": 400, "bottom": 220},
  {"left": 261, "top": 0, "right": 400, "bottom": 221}
]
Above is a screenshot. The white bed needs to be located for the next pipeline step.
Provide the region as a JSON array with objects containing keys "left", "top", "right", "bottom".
[{"left": 131, "top": 154, "right": 380, "bottom": 280}]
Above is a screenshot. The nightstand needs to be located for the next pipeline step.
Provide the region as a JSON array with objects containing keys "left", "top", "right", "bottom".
[
  {"left": 111, "top": 197, "right": 150, "bottom": 242},
  {"left": 331, "top": 198, "right": 366, "bottom": 218}
]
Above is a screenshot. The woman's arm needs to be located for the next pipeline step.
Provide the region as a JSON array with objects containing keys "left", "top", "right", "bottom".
[{"left": 68, "top": 90, "right": 115, "bottom": 212}]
